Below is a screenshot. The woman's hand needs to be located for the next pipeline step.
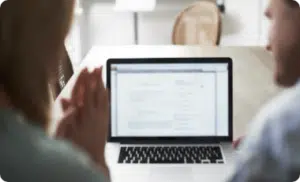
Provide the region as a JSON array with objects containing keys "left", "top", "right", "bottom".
[{"left": 56, "top": 67, "right": 109, "bottom": 170}]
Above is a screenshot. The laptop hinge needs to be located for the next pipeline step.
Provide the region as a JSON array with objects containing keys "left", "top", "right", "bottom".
[{"left": 120, "top": 140, "right": 221, "bottom": 145}]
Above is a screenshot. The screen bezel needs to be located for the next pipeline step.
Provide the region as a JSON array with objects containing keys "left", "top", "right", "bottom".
[{"left": 106, "top": 57, "right": 233, "bottom": 143}]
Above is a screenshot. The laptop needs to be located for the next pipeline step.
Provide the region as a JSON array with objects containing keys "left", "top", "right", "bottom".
[{"left": 105, "top": 58, "right": 236, "bottom": 182}]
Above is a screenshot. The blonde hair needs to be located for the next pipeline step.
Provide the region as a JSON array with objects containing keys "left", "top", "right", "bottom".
[{"left": 0, "top": 0, "right": 75, "bottom": 129}]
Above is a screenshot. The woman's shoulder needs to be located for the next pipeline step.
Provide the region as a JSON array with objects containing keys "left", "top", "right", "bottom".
[
  {"left": 0, "top": 109, "right": 107, "bottom": 182},
  {"left": 33, "top": 136, "right": 108, "bottom": 182}
]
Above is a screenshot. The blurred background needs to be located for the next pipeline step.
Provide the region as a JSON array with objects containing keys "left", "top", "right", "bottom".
[{"left": 54, "top": 0, "right": 270, "bottom": 69}]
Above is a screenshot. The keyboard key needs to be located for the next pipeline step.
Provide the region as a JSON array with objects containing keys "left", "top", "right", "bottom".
[
  {"left": 195, "top": 159, "right": 202, "bottom": 164},
  {"left": 217, "top": 160, "right": 224, "bottom": 164},
  {"left": 210, "top": 160, "right": 216, "bottom": 164},
  {"left": 202, "top": 159, "right": 210, "bottom": 164},
  {"left": 186, "top": 158, "right": 193, "bottom": 163},
  {"left": 140, "top": 159, "right": 147, "bottom": 163}
]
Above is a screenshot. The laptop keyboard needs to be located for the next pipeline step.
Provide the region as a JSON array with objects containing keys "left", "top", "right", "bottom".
[{"left": 118, "top": 146, "right": 224, "bottom": 164}]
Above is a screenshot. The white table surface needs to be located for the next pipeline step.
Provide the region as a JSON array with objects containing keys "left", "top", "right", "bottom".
[{"left": 51, "top": 45, "right": 281, "bottom": 140}]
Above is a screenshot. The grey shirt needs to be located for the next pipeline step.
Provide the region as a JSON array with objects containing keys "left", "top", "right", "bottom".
[
  {"left": 0, "top": 109, "right": 108, "bottom": 182},
  {"left": 227, "top": 80, "right": 300, "bottom": 182}
]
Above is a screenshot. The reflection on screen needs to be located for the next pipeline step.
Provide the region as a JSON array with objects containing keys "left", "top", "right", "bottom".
[{"left": 110, "top": 63, "right": 229, "bottom": 137}]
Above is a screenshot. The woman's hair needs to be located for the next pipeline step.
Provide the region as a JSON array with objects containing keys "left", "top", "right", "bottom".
[
  {"left": 0, "top": 0, "right": 75, "bottom": 129},
  {"left": 286, "top": 0, "right": 300, "bottom": 7}
]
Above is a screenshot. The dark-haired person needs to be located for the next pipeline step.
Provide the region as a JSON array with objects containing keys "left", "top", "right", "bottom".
[
  {"left": 227, "top": 0, "right": 300, "bottom": 181},
  {"left": 0, "top": 0, "right": 110, "bottom": 181}
]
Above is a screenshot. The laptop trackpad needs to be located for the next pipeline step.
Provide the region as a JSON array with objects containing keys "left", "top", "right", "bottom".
[{"left": 149, "top": 167, "right": 193, "bottom": 182}]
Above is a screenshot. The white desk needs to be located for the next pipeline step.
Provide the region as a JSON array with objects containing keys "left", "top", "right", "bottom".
[
  {"left": 52, "top": 45, "right": 280, "bottom": 139},
  {"left": 51, "top": 45, "right": 281, "bottom": 182}
]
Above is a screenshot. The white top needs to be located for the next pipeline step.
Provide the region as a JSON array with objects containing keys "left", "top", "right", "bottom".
[{"left": 227, "top": 80, "right": 300, "bottom": 182}]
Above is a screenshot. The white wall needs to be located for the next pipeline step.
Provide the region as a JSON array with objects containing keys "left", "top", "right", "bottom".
[
  {"left": 220, "top": 0, "right": 262, "bottom": 46},
  {"left": 259, "top": 0, "right": 270, "bottom": 46},
  {"left": 67, "top": 0, "right": 268, "bottom": 67}
]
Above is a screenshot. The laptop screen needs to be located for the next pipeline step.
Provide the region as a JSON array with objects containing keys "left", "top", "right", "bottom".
[{"left": 110, "top": 62, "right": 229, "bottom": 137}]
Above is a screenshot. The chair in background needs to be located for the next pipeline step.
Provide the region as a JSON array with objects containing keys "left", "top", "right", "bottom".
[
  {"left": 172, "top": 1, "right": 222, "bottom": 45},
  {"left": 51, "top": 46, "right": 74, "bottom": 99}
]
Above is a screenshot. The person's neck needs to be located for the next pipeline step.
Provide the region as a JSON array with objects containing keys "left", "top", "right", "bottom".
[{"left": 0, "top": 87, "right": 13, "bottom": 109}]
